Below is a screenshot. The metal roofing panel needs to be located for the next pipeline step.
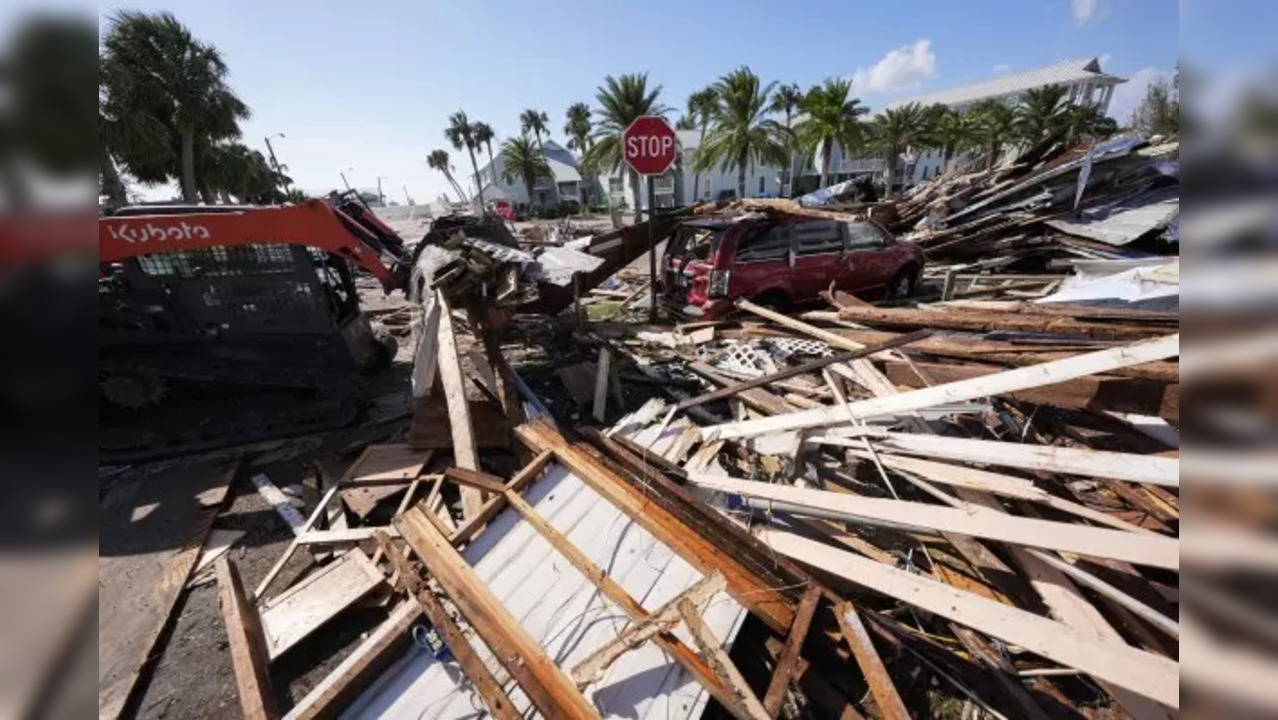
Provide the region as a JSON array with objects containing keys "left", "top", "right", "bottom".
[
  {"left": 888, "top": 58, "right": 1125, "bottom": 109},
  {"left": 1047, "top": 186, "right": 1180, "bottom": 246}
]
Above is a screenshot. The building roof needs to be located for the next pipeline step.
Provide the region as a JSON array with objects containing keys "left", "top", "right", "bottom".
[
  {"left": 887, "top": 58, "right": 1125, "bottom": 110},
  {"left": 478, "top": 138, "right": 583, "bottom": 186}
]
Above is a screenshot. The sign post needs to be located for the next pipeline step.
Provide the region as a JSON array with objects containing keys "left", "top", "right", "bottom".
[{"left": 622, "top": 116, "right": 678, "bottom": 322}]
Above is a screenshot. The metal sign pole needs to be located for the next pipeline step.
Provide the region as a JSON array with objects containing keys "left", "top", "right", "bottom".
[{"left": 647, "top": 176, "right": 658, "bottom": 322}]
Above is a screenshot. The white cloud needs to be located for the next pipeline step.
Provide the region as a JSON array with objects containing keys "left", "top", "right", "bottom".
[
  {"left": 1098, "top": 53, "right": 1112, "bottom": 70},
  {"left": 852, "top": 39, "right": 937, "bottom": 93},
  {"left": 992, "top": 63, "right": 1011, "bottom": 76},
  {"left": 1071, "top": 0, "right": 1098, "bottom": 25},
  {"left": 1107, "top": 67, "right": 1172, "bottom": 123}
]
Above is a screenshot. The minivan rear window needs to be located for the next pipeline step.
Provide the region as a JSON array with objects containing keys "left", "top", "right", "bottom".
[{"left": 670, "top": 226, "right": 722, "bottom": 261}]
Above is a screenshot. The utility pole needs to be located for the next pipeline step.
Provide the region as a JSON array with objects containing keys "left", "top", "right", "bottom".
[
  {"left": 403, "top": 185, "right": 412, "bottom": 206},
  {"left": 376, "top": 176, "right": 387, "bottom": 206},
  {"left": 340, "top": 167, "right": 354, "bottom": 192}
]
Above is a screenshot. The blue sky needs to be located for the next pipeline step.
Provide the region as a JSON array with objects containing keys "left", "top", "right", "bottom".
[{"left": 95, "top": 0, "right": 1190, "bottom": 202}]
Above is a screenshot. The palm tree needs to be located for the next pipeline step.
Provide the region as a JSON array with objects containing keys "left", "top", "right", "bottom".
[
  {"left": 581, "top": 73, "right": 667, "bottom": 214},
  {"left": 520, "top": 109, "right": 550, "bottom": 153},
  {"left": 794, "top": 78, "right": 868, "bottom": 189},
  {"left": 101, "top": 11, "right": 249, "bottom": 202},
  {"left": 500, "top": 136, "right": 552, "bottom": 210},
  {"left": 472, "top": 121, "right": 497, "bottom": 187},
  {"left": 444, "top": 111, "right": 485, "bottom": 205},
  {"left": 769, "top": 83, "right": 804, "bottom": 194},
  {"left": 693, "top": 68, "right": 788, "bottom": 200},
  {"left": 675, "top": 115, "right": 696, "bottom": 130},
  {"left": 1015, "top": 85, "right": 1070, "bottom": 145},
  {"left": 868, "top": 102, "right": 936, "bottom": 199},
  {"left": 685, "top": 87, "right": 718, "bottom": 203},
  {"left": 967, "top": 99, "right": 1017, "bottom": 169},
  {"left": 930, "top": 107, "right": 975, "bottom": 176},
  {"left": 564, "top": 103, "right": 592, "bottom": 153},
  {"left": 1063, "top": 103, "right": 1119, "bottom": 142},
  {"left": 427, "top": 149, "right": 468, "bottom": 203}
]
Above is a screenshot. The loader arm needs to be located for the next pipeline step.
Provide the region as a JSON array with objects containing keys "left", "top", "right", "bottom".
[{"left": 99, "top": 199, "right": 406, "bottom": 292}]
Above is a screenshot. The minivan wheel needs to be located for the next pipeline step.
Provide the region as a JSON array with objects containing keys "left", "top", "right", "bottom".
[{"left": 889, "top": 269, "right": 916, "bottom": 299}]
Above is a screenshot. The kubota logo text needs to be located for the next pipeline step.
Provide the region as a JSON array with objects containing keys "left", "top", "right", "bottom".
[{"left": 107, "top": 221, "right": 212, "bottom": 244}]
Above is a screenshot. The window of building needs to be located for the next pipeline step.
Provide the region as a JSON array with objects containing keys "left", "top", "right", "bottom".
[
  {"left": 735, "top": 224, "right": 790, "bottom": 262},
  {"left": 845, "top": 221, "right": 888, "bottom": 252},
  {"left": 757, "top": 176, "right": 765, "bottom": 195},
  {"left": 793, "top": 220, "right": 843, "bottom": 255},
  {"left": 922, "top": 166, "right": 930, "bottom": 180}
]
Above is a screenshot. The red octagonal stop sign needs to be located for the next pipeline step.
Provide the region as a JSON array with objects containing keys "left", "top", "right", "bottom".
[{"left": 622, "top": 116, "right": 678, "bottom": 176}]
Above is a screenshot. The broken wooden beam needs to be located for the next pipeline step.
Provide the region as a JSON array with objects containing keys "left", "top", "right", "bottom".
[
  {"left": 434, "top": 290, "right": 483, "bottom": 517},
  {"left": 442, "top": 466, "right": 509, "bottom": 494},
  {"left": 448, "top": 449, "right": 553, "bottom": 547},
  {"left": 215, "top": 556, "right": 279, "bottom": 720},
  {"left": 833, "top": 602, "right": 911, "bottom": 720},
  {"left": 762, "top": 585, "right": 822, "bottom": 718},
  {"left": 832, "top": 304, "right": 1166, "bottom": 341},
  {"left": 394, "top": 504, "right": 602, "bottom": 719},
  {"left": 677, "top": 596, "right": 772, "bottom": 720}
]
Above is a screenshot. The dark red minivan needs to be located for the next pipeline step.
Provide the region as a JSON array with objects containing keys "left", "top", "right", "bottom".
[{"left": 660, "top": 215, "right": 924, "bottom": 318}]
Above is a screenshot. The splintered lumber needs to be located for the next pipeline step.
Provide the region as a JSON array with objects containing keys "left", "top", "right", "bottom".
[
  {"left": 759, "top": 529, "right": 1180, "bottom": 708},
  {"left": 882, "top": 359, "right": 1179, "bottom": 421},
  {"left": 833, "top": 304, "right": 1167, "bottom": 340},
  {"left": 674, "top": 330, "right": 932, "bottom": 412},
  {"left": 569, "top": 572, "right": 726, "bottom": 688},
  {"left": 99, "top": 463, "right": 235, "bottom": 720},
  {"left": 434, "top": 290, "right": 482, "bottom": 517},
  {"left": 394, "top": 504, "right": 602, "bottom": 719},
  {"left": 814, "top": 430, "right": 1179, "bottom": 487},
  {"left": 442, "top": 466, "right": 509, "bottom": 493},
  {"left": 688, "top": 474, "right": 1178, "bottom": 569},
  {"left": 282, "top": 601, "right": 422, "bottom": 720},
  {"left": 516, "top": 420, "right": 796, "bottom": 631},
  {"left": 762, "top": 586, "right": 822, "bottom": 718},
  {"left": 1023, "top": 549, "right": 1179, "bottom": 638},
  {"left": 215, "top": 557, "right": 279, "bottom": 720},
  {"left": 842, "top": 451, "right": 1150, "bottom": 533},
  {"left": 833, "top": 603, "right": 911, "bottom": 720},
  {"left": 677, "top": 596, "right": 771, "bottom": 720},
  {"left": 339, "top": 445, "right": 431, "bottom": 519},
  {"left": 376, "top": 534, "right": 519, "bottom": 720},
  {"left": 259, "top": 549, "right": 386, "bottom": 659},
  {"left": 294, "top": 527, "right": 399, "bottom": 545},
  {"left": 448, "top": 449, "right": 554, "bottom": 546},
  {"left": 688, "top": 362, "right": 793, "bottom": 416},
  {"left": 253, "top": 484, "right": 342, "bottom": 602},
  {"left": 701, "top": 334, "right": 1180, "bottom": 441},
  {"left": 500, "top": 490, "right": 740, "bottom": 710}
]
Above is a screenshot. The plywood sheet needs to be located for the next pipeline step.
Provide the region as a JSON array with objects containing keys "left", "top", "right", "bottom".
[{"left": 260, "top": 549, "right": 385, "bottom": 660}]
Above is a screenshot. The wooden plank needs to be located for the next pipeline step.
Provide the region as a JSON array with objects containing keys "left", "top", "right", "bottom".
[
  {"left": 448, "top": 449, "right": 553, "bottom": 546},
  {"left": 701, "top": 334, "right": 1180, "bottom": 441},
  {"left": 759, "top": 529, "right": 1180, "bottom": 708},
  {"left": 883, "top": 359, "right": 1179, "bottom": 421},
  {"left": 339, "top": 445, "right": 431, "bottom": 519},
  {"left": 516, "top": 421, "right": 796, "bottom": 632},
  {"left": 215, "top": 557, "right": 278, "bottom": 720},
  {"left": 593, "top": 347, "right": 611, "bottom": 422},
  {"left": 501, "top": 488, "right": 741, "bottom": 711},
  {"left": 762, "top": 585, "right": 821, "bottom": 718},
  {"left": 434, "top": 290, "right": 482, "bottom": 517},
  {"left": 677, "top": 598, "right": 771, "bottom": 720},
  {"left": 1024, "top": 549, "right": 1178, "bottom": 638},
  {"left": 687, "top": 474, "right": 1178, "bottom": 570},
  {"left": 253, "top": 484, "right": 342, "bottom": 602},
  {"left": 813, "top": 430, "right": 1179, "bottom": 487},
  {"left": 294, "top": 527, "right": 398, "bottom": 545},
  {"left": 842, "top": 451, "right": 1152, "bottom": 533},
  {"left": 259, "top": 549, "right": 385, "bottom": 659},
  {"left": 833, "top": 603, "right": 911, "bottom": 720},
  {"left": 192, "top": 528, "right": 246, "bottom": 577},
  {"left": 443, "top": 466, "right": 509, "bottom": 494},
  {"left": 394, "top": 504, "right": 602, "bottom": 719},
  {"left": 688, "top": 362, "right": 793, "bottom": 416},
  {"left": 376, "top": 534, "right": 520, "bottom": 720},
  {"left": 251, "top": 473, "right": 307, "bottom": 535},
  {"left": 281, "top": 601, "right": 422, "bottom": 720},
  {"left": 98, "top": 463, "right": 235, "bottom": 720},
  {"left": 833, "top": 301, "right": 1166, "bottom": 340}
]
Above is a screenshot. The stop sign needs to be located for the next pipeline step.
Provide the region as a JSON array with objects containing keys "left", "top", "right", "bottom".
[{"left": 622, "top": 116, "right": 678, "bottom": 176}]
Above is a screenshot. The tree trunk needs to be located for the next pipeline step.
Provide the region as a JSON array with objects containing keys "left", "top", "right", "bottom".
[
  {"left": 629, "top": 169, "right": 642, "bottom": 219},
  {"left": 942, "top": 145, "right": 954, "bottom": 176},
  {"left": 737, "top": 164, "right": 746, "bottom": 201},
  {"left": 783, "top": 114, "right": 794, "bottom": 197},
  {"left": 486, "top": 145, "right": 497, "bottom": 185},
  {"left": 180, "top": 125, "right": 198, "bottom": 203},
  {"left": 819, "top": 138, "right": 832, "bottom": 189},
  {"left": 467, "top": 146, "right": 484, "bottom": 207},
  {"left": 692, "top": 122, "right": 707, "bottom": 204},
  {"left": 99, "top": 145, "right": 128, "bottom": 207},
  {"left": 883, "top": 148, "right": 896, "bottom": 200}
]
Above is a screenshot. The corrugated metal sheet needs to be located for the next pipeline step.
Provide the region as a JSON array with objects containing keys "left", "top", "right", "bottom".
[
  {"left": 344, "top": 423, "right": 747, "bottom": 720},
  {"left": 887, "top": 58, "right": 1124, "bottom": 109},
  {"left": 1046, "top": 186, "right": 1179, "bottom": 246}
]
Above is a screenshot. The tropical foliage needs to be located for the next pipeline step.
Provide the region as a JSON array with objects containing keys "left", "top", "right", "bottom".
[
  {"left": 444, "top": 110, "right": 487, "bottom": 204},
  {"left": 1129, "top": 73, "right": 1179, "bottom": 137},
  {"left": 520, "top": 108, "right": 550, "bottom": 151},
  {"left": 1014, "top": 84, "right": 1071, "bottom": 144},
  {"left": 794, "top": 78, "right": 868, "bottom": 188},
  {"left": 564, "top": 103, "right": 592, "bottom": 152},
  {"left": 929, "top": 107, "right": 973, "bottom": 176},
  {"left": 581, "top": 73, "right": 667, "bottom": 212},
  {"left": 867, "top": 102, "right": 935, "bottom": 198},
  {"left": 693, "top": 67, "right": 788, "bottom": 200},
  {"left": 686, "top": 87, "right": 719, "bottom": 202},
  {"left": 500, "top": 136, "right": 552, "bottom": 209},
  {"left": 967, "top": 99, "right": 1017, "bottom": 169},
  {"left": 427, "top": 149, "right": 468, "bottom": 203},
  {"left": 472, "top": 121, "right": 497, "bottom": 188}
]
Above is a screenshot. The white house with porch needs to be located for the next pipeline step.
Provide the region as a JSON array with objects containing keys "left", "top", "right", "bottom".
[{"left": 476, "top": 139, "right": 594, "bottom": 211}]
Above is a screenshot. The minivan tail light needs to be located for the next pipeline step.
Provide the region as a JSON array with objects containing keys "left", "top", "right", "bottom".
[{"left": 709, "top": 269, "right": 730, "bottom": 298}]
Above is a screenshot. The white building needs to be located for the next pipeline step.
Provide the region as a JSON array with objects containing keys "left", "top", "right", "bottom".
[
  {"left": 476, "top": 139, "right": 594, "bottom": 211},
  {"left": 603, "top": 128, "right": 784, "bottom": 210},
  {"left": 794, "top": 57, "right": 1126, "bottom": 191}
]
